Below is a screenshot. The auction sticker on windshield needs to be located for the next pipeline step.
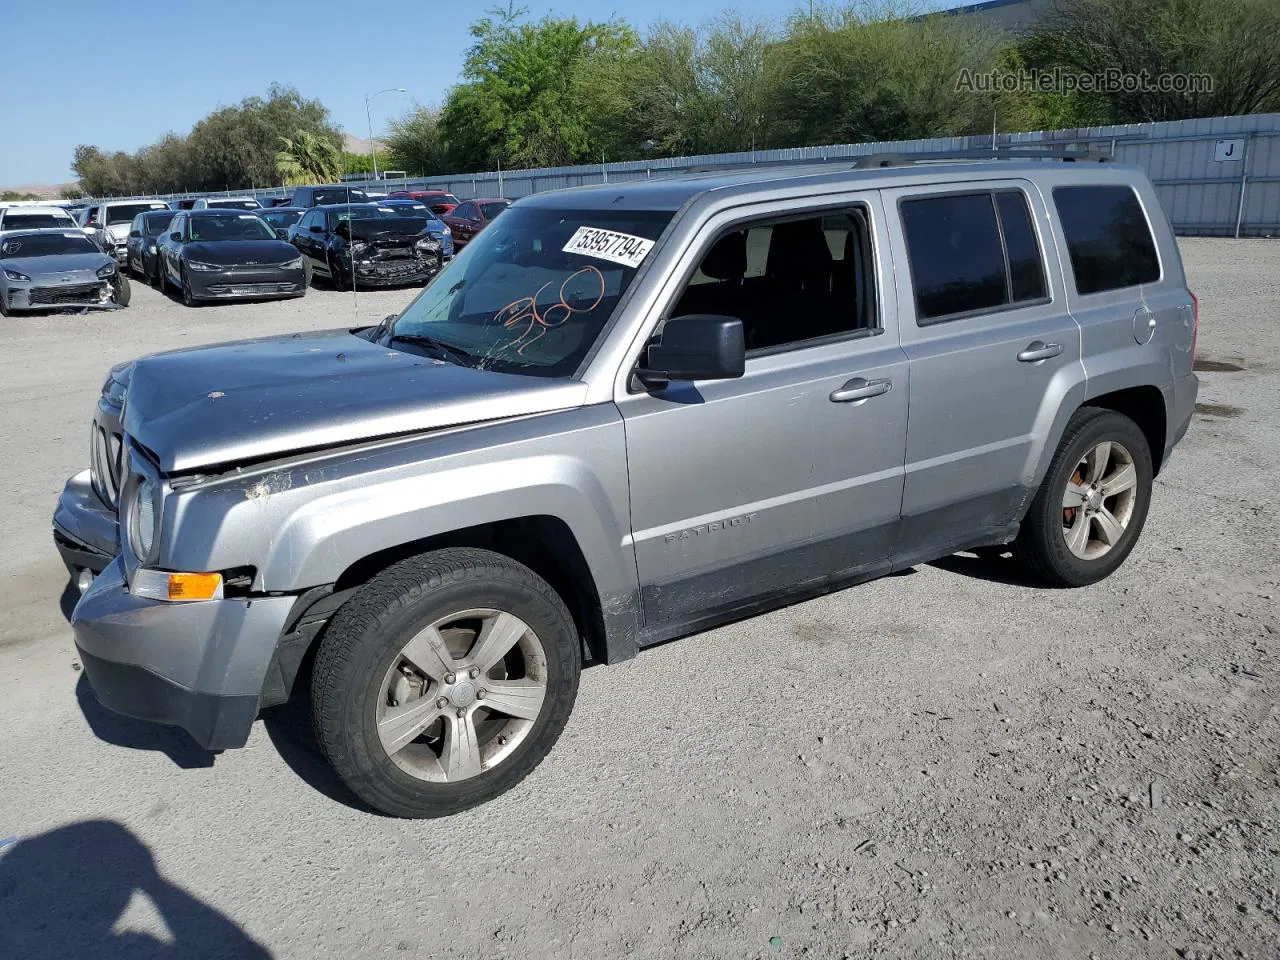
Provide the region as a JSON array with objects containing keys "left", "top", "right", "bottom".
[{"left": 562, "top": 226, "right": 655, "bottom": 268}]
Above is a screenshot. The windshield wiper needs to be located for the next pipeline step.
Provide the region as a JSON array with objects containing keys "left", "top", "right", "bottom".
[{"left": 386, "top": 333, "right": 474, "bottom": 367}]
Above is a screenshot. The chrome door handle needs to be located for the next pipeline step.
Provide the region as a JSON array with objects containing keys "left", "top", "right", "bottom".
[
  {"left": 830, "top": 377, "right": 892, "bottom": 403},
  {"left": 1017, "top": 341, "right": 1063, "bottom": 363}
]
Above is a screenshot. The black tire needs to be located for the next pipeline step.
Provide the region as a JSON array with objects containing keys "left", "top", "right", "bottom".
[
  {"left": 180, "top": 267, "right": 198, "bottom": 307},
  {"left": 0, "top": 294, "right": 9, "bottom": 317},
  {"left": 329, "top": 255, "right": 348, "bottom": 291},
  {"left": 310, "top": 547, "right": 582, "bottom": 818},
  {"left": 1015, "top": 407, "right": 1153, "bottom": 587},
  {"left": 111, "top": 274, "right": 131, "bottom": 308}
]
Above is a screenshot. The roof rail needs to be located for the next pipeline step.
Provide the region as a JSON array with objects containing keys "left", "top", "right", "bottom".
[{"left": 852, "top": 146, "right": 1112, "bottom": 168}]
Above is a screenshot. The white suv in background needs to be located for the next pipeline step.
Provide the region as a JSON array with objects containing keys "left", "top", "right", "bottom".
[
  {"left": 191, "top": 197, "right": 262, "bottom": 210},
  {"left": 79, "top": 201, "right": 171, "bottom": 264}
]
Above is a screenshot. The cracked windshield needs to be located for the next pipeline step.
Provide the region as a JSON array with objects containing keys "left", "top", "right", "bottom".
[{"left": 386, "top": 207, "right": 672, "bottom": 376}]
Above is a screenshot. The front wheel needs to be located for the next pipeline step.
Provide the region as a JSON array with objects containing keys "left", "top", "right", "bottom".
[
  {"left": 310, "top": 548, "right": 582, "bottom": 818},
  {"left": 1015, "top": 407, "right": 1153, "bottom": 587},
  {"left": 180, "top": 267, "right": 198, "bottom": 307},
  {"left": 110, "top": 274, "right": 131, "bottom": 308}
]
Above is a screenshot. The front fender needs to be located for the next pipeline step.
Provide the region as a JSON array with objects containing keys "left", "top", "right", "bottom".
[{"left": 162, "top": 405, "right": 638, "bottom": 637}]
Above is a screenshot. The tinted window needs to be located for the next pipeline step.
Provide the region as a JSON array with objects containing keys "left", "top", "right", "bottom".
[
  {"left": 142, "top": 212, "right": 175, "bottom": 235},
  {"left": 1054, "top": 185, "right": 1160, "bottom": 294},
  {"left": 207, "top": 198, "right": 262, "bottom": 210},
  {"left": 312, "top": 188, "right": 368, "bottom": 205},
  {"left": 995, "top": 192, "right": 1047, "bottom": 302},
  {"left": 261, "top": 209, "right": 302, "bottom": 228},
  {"left": 106, "top": 203, "right": 167, "bottom": 225},
  {"left": 454, "top": 203, "right": 476, "bottom": 220},
  {"left": 670, "top": 208, "right": 877, "bottom": 353},
  {"left": 902, "top": 194, "right": 1007, "bottom": 321},
  {"left": 480, "top": 202, "right": 508, "bottom": 220},
  {"left": 2, "top": 213, "right": 73, "bottom": 230},
  {"left": 187, "top": 214, "right": 275, "bottom": 242}
]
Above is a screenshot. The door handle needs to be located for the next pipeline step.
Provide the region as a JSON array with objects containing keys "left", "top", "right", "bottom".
[
  {"left": 1017, "top": 341, "right": 1063, "bottom": 363},
  {"left": 830, "top": 377, "right": 892, "bottom": 403}
]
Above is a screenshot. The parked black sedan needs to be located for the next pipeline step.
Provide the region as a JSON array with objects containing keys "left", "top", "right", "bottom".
[
  {"left": 125, "top": 209, "right": 176, "bottom": 284},
  {"left": 157, "top": 210, "right": 307, "bottom": 306},
  {"left": 258, "top": 206, "right": 305, "bottom": 239},
  {"left": 288, "top": 203, "right": 443, "bottom": 290}
]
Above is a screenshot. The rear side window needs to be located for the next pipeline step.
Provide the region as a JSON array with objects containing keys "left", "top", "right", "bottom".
[
  {"left": 1053, "top": 185, "right": 1160, "bottom": 294},
  {"left": 901, "top": 190, "right": 1048, "bottom": 323}
]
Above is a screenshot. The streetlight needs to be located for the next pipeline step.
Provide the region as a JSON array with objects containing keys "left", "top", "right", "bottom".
[{"left": 365, "top": 87, "right": 406, "bottom": 181}]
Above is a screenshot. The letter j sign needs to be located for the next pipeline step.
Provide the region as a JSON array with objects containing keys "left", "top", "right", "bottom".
[{"left": 1214, "top": 139, "right": 1245, "bottom": 162}]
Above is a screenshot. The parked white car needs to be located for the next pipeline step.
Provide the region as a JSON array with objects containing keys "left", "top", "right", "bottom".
[
  {"left": 191, "top": 197, "right": 262, "bottom": 210},
  {"left": 0, "top": 206, "right": 79, "bottom": 232}
]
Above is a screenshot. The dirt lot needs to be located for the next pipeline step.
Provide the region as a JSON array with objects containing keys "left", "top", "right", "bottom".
[{"left": 0, "top": 242, "right": 1276, "bottom": 960}]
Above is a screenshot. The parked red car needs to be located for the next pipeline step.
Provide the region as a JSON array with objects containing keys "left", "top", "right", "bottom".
[
  {"left": 386, "top": 190, "right": 460, "bottom": 216},
  {"left": 441, "top": 198, "right": 510, "bottom": 248}
]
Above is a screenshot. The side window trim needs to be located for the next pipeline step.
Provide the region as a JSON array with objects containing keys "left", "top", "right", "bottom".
[{"left": 898, "top": 186, "right": 1052, "bottom": 327}]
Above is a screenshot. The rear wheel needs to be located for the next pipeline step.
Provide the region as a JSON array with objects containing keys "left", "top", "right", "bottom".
[
  {"left": 310, "top": 548, "right": 581, "bottom": 818},
  {"left": 1015, "top": 407, "right": 1153, "bottom": 587}
]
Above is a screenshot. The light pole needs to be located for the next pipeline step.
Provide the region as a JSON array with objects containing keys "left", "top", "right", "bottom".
[{"left": 364, "top": 87, "right": 405, "bottom": 180}]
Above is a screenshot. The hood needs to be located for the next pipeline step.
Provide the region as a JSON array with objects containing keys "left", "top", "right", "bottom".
[
  {"left": 344, "top": 218, "right": 429, "bottom": 242},
  {"left": 104, "top": 223, "right": 131, "bottom": 242},
  {"left": 182, "top": 239, "right": 299, "bottom": 266},
  {"left": 121, "top": 329, "right": 587, "bottom": 472},
  {"left": 2, "top": 252, "right": 111, "bottom": 279}
]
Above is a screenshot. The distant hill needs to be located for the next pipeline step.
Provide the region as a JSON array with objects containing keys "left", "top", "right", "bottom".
[
  {"left": 343, "top": 133, "right": 387, "bottom": 156},
  {"left": 0, "top": 182, "right": 77, "bottom": 200}
]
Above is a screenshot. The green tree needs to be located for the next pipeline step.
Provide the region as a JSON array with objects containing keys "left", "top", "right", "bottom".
[
  {"left": 439, "top": 10, "right": 637, "bottom": 170},
  {"left": 1044, "top": 0, "right": 1280, "bottom": 122},
  {"left": 386, "top": 106, "right": 448, "bottom": 175},
  {"left": 276, "top": 131, "right": 343, "bottom": 186},
  {"left": 764, "top": 2, "right": 1000, "bottom": 147}
]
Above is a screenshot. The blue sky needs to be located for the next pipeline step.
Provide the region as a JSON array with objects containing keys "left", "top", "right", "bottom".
[{"left": 0, "top": 0, "right": 972, "bottom": 185}]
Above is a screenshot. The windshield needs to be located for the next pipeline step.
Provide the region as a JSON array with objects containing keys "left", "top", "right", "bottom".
[
  {"left": 388, "top": 203, "right": 431, "bottom": 218},
  {"left": 480, "top": 202, "right": 508, "bottom": 220},
  {"left": 1, "top": 232, "right": 99, "bottom": 257},
  {"left": 260, "top": 209, "right": 302, "bottom": 228},
  {"left": 327, "top": 206, "right": 400, "bottom": 226},
  {"left": 107, "top": 203, "right": 166, "bottom": 225},
  {"left": 2, "top": 213, "right": 73, "bottom": 230},
  {"left": 313, "top": 188, "right": 368, "bottom": 205},
  {"left": 432, "top": 194, "right": 460, "bottom": 206},
  {"left": 142, "top": 212, "right": 175, "bottom": 236},
  {"left": 207, "top": 198, "right": 262, "bottom": 209},
  {"left": 188, "top": 214, "right": 276, "bottom": 242},
  {"left": 388, "top": 206, "right": 671, "bottom": 377}
]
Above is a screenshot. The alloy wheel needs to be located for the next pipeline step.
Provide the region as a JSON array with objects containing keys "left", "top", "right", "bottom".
[{"left": 1060, "top": 440, "right": 1138, "bottom": 560}]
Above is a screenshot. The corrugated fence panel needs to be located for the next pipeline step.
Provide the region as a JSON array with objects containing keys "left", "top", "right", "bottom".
[{"left": 97, "top": 113, "right": 1280, "bottom": 237}]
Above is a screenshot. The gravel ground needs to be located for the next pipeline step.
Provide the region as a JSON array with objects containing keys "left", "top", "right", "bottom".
[{"left": 0, "top": 241, "right": 1276, "bottom": 960}]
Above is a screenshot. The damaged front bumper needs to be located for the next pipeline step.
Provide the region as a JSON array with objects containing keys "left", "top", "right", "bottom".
[
  {"left": 72, "top": 557, "right": 294, "bottom": 750},
  {"left": 53, "top": 469, "right": 118, "bottom": 578}
]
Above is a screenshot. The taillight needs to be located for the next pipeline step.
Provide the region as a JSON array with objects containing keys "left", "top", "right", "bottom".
[{"left": 1189, "top": 291, "right": 1200, "bottom": 365}]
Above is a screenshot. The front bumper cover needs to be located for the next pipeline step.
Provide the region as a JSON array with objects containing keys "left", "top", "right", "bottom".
[
  {"left": 72, "top": 557, "right": 295, "bottom": 750},
  {"left": 53, "top": 469, "right": 118, "bottom": 576},
  {"left": 187, "top": 264, "right": 307, "bottom": 300}
]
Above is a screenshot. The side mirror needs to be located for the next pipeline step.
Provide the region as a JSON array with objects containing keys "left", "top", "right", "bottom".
[
  {"left": 129, "top": 229, "right": 142, "bottom": 238},
  {"left": 310, "top": 224, "right": 325, "bottom": 233},
  {"left": 169, "top": 232, "right": 181, "bottom": 242},
  {"left": 636, "top": 314, "right": 745, "bottom": 386},
  {"left": 275, "top": 228, "right": 288, "bottom": 239}
]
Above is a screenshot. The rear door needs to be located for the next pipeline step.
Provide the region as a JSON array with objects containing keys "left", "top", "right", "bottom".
[
  {"left": 883, "top": 181, "right": 1083, "bottom": 560},
  {"left": 616, "top": 193, "right": 909, "bottom": 637}
]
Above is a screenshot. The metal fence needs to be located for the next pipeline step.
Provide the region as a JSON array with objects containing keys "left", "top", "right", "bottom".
[{"left": 117, "top": 113, "right": 1280, "bottom": 238}]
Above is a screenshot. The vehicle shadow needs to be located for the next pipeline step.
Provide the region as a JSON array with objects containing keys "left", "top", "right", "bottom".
[
  {"left": 58, "top": 578, "right": 79, "bottom": 623},
  {"left": 0, "top": 820, "right": 272, "bottom": 959},
  {"left": 259, "top": 657, "right": 373, "bottom": 814},
  {"left": 75, "top": 675, "right": 217, "bottom": 770},
  {"left": 929, "top": 548, "right": 1037, "bottom": 587}
]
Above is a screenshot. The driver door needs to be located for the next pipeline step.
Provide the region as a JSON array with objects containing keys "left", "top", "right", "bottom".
[{"left": 616, "top": 194, "right": 909, "bottom": 639}]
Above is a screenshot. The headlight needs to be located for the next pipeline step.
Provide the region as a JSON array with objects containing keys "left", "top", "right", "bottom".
[
  {"left": 129, "top": 478, "right": 161, "bottom": 562},
  {"left": 280, "top": 256, "right": 303, "bottom": 269},
  {"left": 3, "top": 269, "right": 30, "bottom": 281},
  {"left": 186, "top": 260, "right": 219, "bottom": 272},
  {"left": 415, "top": 237, "right": 441, "bottom": 253},
  {"left": 96, "top": 264, "right": 117, "bottom": 278},
  {"left": 350, "top": 240, "right": 370, "bottom": 256},
  {"left": 147, "top": 244, "right": 157, "bottom": 253},
  {"left": 441, "top": 225, "right": 452, "bottom": 237}
]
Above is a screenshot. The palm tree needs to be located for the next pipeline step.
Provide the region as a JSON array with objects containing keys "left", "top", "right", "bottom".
[{"left": 276, "top": 132, "right": 342, "bottom": 185}]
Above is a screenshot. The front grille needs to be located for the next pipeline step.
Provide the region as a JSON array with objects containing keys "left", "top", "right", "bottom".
[
  {"left": 205, "top": 282, "right": 298, "bottom": 295},
  {"left": 90, "top": 424, "right": 124, "bottom": 506},
  {"left": 30, "top": 283, "right": 106, "bottom": 306}
]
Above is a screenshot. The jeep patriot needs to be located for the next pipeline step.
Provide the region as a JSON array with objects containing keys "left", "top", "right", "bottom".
[{"left": 55, "top": 158, "right": 1198, "bottom": 817}]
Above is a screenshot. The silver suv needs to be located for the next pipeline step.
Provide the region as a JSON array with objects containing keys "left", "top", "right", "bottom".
[{"left": 55, "top": 157, "right": 1198, "bottom": 817}]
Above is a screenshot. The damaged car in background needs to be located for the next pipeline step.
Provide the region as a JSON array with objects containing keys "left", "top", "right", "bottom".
[
  {"left": 0, "top": 230, "right": 130, "bottom": 316},
  {"left": 288, "top": 202, "right": 443, "bottom": 290}
]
